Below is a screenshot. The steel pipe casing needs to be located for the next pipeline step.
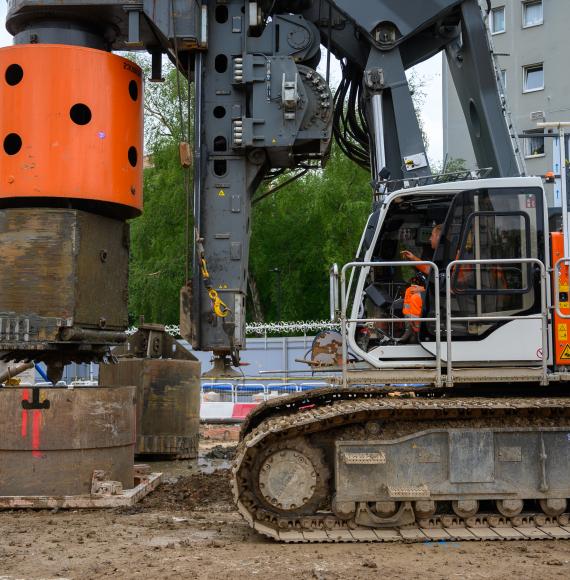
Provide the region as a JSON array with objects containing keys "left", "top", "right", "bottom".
[
  {"left": 0, "top": 44, "right": 143, "bottom": 217},
  {"left": 0, "top": 385, "right": 136, "bottom": 496},
  {"left": 99, "top": 359, "right": 201, "bottom": 459}
]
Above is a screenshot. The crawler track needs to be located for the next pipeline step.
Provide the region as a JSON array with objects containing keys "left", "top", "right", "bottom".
[{"left": 232, "top": 387, "right": 570, "bottom": 543}]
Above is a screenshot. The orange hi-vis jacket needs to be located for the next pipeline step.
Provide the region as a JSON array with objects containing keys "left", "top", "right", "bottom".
[{"left": 403, "top": 285, "right": 425, "bottom": 333}]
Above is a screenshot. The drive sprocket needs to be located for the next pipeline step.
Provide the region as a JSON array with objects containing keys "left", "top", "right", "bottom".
[{"left": 250, "top": 437, "right": 330, "bottom": 516}]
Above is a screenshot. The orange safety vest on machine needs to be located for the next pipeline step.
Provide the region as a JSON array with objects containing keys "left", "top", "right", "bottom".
[{"left": 403, "top": 284, "right": 425, "bottom": 333}]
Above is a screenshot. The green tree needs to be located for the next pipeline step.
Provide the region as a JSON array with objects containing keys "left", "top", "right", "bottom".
[
  {"left": 432, "top": 156, "right": 469, "bottom": 179},
  {"left": 129, "top": 140, "right": 189, "bottom": 324},
  {"left": 128, "top": 60, "right": 192, "bottom": 325},
  {"left": 407, "top": 70, "right": 429, "bottom": 151},
  {"left": 443, "top": 157, "right": 468, "bottom": 173},
  {"left": 250, "top": 144, "right": 371, "bottom": 321}
]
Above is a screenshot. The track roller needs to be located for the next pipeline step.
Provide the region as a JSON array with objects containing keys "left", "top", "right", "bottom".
[
  {"left": 496, "top": 499, "right": 524, "bottom": 517},
  {"left": 414, "top": 500, "right": 436, "bottom": 518},
  {"left": 452, "top": 500, "right": 479, "bottom": 518},
  {"left": 332, "top": 497, "right": 356, "bottom": 520},
  {"left": 539, "top": 498, "right": 567, "bottom": 517},
  {"left": 375, "top": 501, "right": 398, "bottom": 518}
]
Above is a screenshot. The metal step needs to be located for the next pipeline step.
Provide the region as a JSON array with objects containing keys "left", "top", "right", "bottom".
[{"left": 335, "top": 366, "right": 547, "bottom": 387}]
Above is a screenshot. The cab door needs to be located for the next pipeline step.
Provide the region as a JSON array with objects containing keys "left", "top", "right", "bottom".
[{"left": 421, "top": 184, "right": 547, "bottom": 363}]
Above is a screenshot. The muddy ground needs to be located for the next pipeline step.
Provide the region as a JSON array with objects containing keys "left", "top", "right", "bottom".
[{"left": 1, "top": 440, "right": 570, "bottom": 580}]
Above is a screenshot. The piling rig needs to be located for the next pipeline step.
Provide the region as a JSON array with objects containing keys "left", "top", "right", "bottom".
[{"left": 4, "top": 0, "right": 570, "bottom": 541}]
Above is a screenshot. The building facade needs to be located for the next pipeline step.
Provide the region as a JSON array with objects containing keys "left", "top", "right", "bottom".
[{"left": 443, "top": 0, "right": 570, "bottom": 206}]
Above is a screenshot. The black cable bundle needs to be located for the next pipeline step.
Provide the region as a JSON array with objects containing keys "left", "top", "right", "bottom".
[{"left": 333, "top": 59, "right": 371, "bottom": 171}]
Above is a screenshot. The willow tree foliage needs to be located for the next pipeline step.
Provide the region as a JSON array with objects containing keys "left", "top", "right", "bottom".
[
  {"left": 128, "top": 61, "right": 191, "bottom": 325},
  {"left": 250, "top": 146, "right": 371, "bottom": 322}
]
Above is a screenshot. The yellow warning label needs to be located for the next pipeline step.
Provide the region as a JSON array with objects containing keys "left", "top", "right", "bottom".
[
  {"left": 218, "top": 189, "right": 226, "bottom": 197},
  {"left": 561, "top": 283, "right": 569, "bottom": 292},
  {"left": 561, "top": 302, "right": 570, "bottom": 310},
  {"left": 559, "top": 324, "right": 568, "bottom": 341},
  {"left": 560, "top": 344, "right": 570, "bottom": 360}
]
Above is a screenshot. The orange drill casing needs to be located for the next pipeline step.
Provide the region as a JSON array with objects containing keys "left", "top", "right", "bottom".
[
  {"left": 551, "top": 231, "right": 570, "bottom": 365},
  {"left": 0, "top": 44, "right": 143, "bottom": 217}
]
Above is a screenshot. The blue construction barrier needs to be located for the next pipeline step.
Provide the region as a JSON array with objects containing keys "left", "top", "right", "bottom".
[{"left": 200, "top": 380, "right": 332, "bottom": 403}]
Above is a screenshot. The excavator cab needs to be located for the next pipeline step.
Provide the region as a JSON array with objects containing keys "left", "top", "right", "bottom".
[{"left": 347, "top": 176, "right": 548, "bottom": 371}]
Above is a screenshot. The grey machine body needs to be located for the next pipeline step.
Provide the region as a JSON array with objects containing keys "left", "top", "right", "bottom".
[{"left": 5, "top": 0, "right": 520, "bottom": 366}]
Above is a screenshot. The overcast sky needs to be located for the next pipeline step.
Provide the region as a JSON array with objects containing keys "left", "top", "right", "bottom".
[
  {"left": 409, "top": 55, "right": 444, "bottom": 166},
  {"left": 0, "top": 2, "right": 443, "bottom": 165}
]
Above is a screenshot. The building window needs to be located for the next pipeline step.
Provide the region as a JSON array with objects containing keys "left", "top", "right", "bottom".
[
  {"left": 523, "top": 64, "right": 544, "bottom": 92},
  {"left": 523, "top": 1, "right": 543, "bottom": 28},
  {"left": 524, "top": 130, "right": 545, "bottom": 158},
  {"left": 490, "top": 6, "right": 506, "bottom": 34}
]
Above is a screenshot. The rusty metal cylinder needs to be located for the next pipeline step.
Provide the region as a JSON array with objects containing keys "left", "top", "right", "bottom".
[
  {"left": 0, "top": 44, "right": 143, "bottom": 371},
  {"left": 0, "top": 385, "right": 135, "bottom": 496},
  {"left": 0, "top": 44, "right": 143, "bottom": 217},
  {"left": 99, "top": 359, "right": 201, "bottom": 459}
]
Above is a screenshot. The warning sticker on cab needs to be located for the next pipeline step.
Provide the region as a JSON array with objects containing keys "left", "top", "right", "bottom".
[
  {"left": 559, "top": 324, "right": 568, "bottom": 341},
  {"left": 560, "top": 344, "right": 570, "bottom": 360}
]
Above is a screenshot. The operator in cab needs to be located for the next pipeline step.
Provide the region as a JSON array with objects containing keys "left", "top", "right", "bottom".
[
  {"left": 398, "top": 224, "right": 442, "bottom": 343},
  {"left": 400, "top": 224, "right": 442, "bottom": 273}
]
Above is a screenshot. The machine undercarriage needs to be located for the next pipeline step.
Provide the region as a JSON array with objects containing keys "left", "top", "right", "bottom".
[{"left": 234, "top": 386, "right": 570, "bottom": 542}]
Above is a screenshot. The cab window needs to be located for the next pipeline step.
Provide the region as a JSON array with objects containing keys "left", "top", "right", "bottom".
[{"left": 432, "top": 186, "right": 544, "bottom": 339}]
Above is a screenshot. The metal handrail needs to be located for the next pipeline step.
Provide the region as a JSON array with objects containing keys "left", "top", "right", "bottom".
[
  {"left": 445, "top": 258, "right": 548, "bottom": 387},
  {"left": 553, "top": 258, "right": 570, "bottom": 319},
  {"left": 340, "top": 261, "right": 441, "bottom": 388},
  {"left": 329, "top": 263, "right": 340, "bottom": 321}
]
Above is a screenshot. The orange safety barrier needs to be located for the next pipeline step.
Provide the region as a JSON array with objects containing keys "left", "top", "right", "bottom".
[{"left": 0, "top": 45, "right": 143, "bottom": 217}]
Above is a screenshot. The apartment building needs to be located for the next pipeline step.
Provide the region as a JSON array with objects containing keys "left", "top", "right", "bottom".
[{"left": 443, "top": 0, "right": 570, "bottom": 205}]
